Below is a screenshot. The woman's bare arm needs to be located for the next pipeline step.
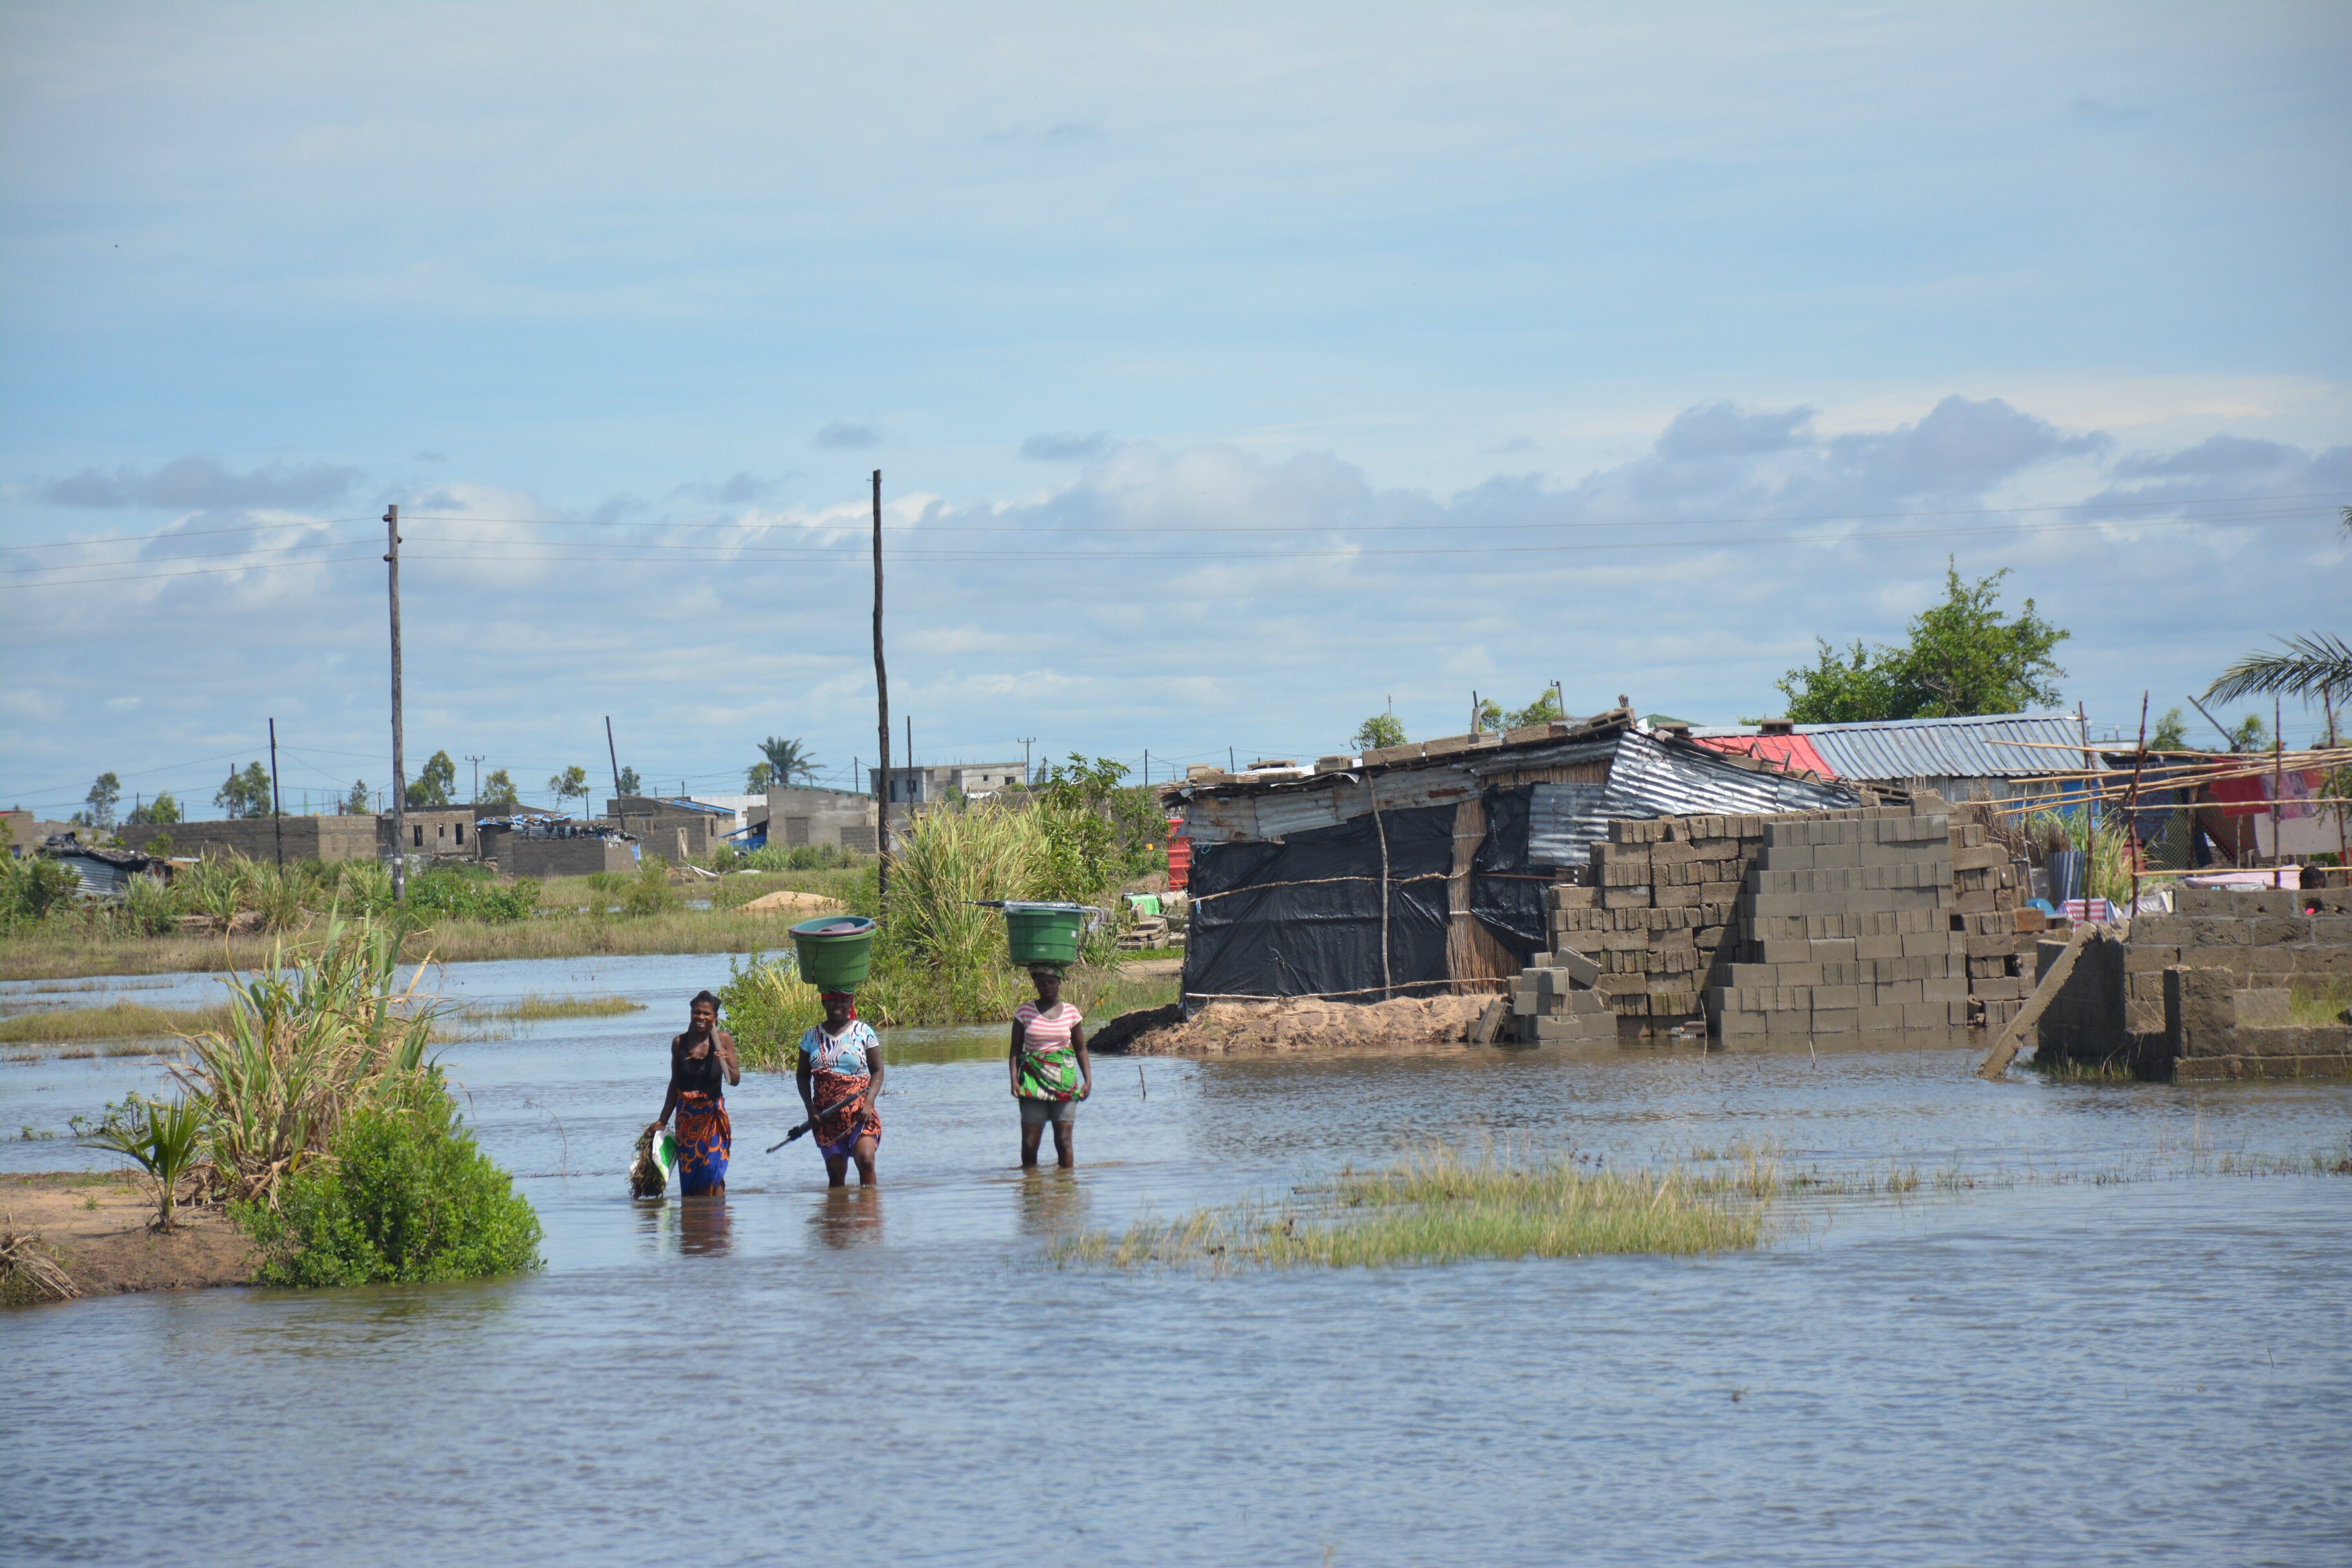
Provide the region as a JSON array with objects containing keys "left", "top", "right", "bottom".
[
  {"left": 716, "top": 1029, "right": 742, "bottom": 1086},
  {"left": 1072, "top": 1022, "right": 1091, "bottom": 1100},
  {"left": 1009, "top": 1018, "right": 1027, "bottom": 1094}
]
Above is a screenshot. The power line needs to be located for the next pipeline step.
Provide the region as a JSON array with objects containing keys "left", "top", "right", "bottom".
[{"left": 2, "top": 508, "right": 2323, "bottom": 592}]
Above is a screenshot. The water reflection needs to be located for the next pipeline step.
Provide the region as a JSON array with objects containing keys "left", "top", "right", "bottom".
[
  {"left": 1014, "top": 1168, "right": 1091, "bottom": 1239},
  {"left": 808, "top": 1187, "right": 884, "bottom": 1249}
]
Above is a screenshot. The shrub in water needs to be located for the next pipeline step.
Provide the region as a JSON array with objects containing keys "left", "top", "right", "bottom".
[
  {"left": 236, "top": 1085, "right": 542, "bottom": 1287},
  {"left": 717, "top": 953, "right": 824, "bottom": 1070}
]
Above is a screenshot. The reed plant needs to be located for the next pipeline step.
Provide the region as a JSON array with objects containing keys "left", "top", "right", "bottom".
[
  {"left": 2022, "top": 806, "right": 2136, "bottom": 906},
  {"left": 0, "top": 1002, "right": 233, "bottom": 1045},
  {"left": 80, "top": 1096, "right": 207, "bottom": 1230},
  {"left": 172, "top": 917, "right": 439, "bottom": 1205},
  {"left": 717, "top": 954, "right": 825, "bottom": 1070}
]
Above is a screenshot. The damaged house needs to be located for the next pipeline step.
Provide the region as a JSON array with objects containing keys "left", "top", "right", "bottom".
[{"left": 1158, "top": 708, "right": 1861, "bottom": 1014}]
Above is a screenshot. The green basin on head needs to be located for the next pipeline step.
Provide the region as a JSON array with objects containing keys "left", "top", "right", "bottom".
[
  {"left": 789, "top": 915, "right": 876, "bottom": 989},
  {"left": 1002, "top": 902, "right": 1089, "bottom": 967}
]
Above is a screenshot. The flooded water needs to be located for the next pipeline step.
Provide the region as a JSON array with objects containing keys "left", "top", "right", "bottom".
[{"left": 5, "top": 954, "right": 2350, "bottom": 1565}]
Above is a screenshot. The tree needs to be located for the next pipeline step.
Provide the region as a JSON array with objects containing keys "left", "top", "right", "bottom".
[
  {"left": 616, "top": 765, "right": 642, "bottom": 795},
  {"left": 2221, "top": 714, "right": 2269, "bottom": 753},
  {"left": 405, "top": 750, "right": 457, "bottom": 809},
  {"left": 125, "top": 791, "right": 181, "bottom": 826},
  {"left": 2148, "top": 708, "right": 2190, "bottom": 751},
  {"left": 758, "top": 736, "right": 818, "bottom": 786},
  {"left": 2204, "top": 633, "right": 2352, "bottom": 708},
  {"left": 547, "top": 765, "right": 591, "bottom": 814},
  {"left": 346, "top": 779, "right": 370, "bottom": 815},
  {"left": 1776, "top": 563, "right": 2069, "bottom": 723},
  {"left": 746, "top": 761, "right": 776, "bottom": 792},
  {"left": 80, "top": 773, "right": 122, "bottom": 832},
  {"left": 1503, "top": 688, "right": 1563, "bottom": 730},
  {"left": 479, "top": 769, "right": 520, "bottom": 809},
  {"left": 214, "top": 761, "right": 272, "bottom": 818},
  {"left": 1353, "top": 713, "right": 1407, "bottom": 752}
]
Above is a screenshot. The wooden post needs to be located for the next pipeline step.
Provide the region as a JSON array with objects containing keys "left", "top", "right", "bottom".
[
  {"left": 2273, "top": 697, "right": 2285, "bottom": 883},
  {"left": 268, "top": 717, "right": 284, "bottom": 869},
  {"left": 871, "top": 470, "right": 891, "bottom": 906},
  {"left": 2328, "top": 690, "right": 2348, "bottom": 874},
  {"left": 2126, "top": 693, "right": 2148, "bottom": 914},
  {"left": 1368, "top": 776, "right": 1392, "bottom": 999},
  {"left": 605, "top": 717, "right": 624, "bottom": 823},
  {"left": 384, "top": 505, "right": 406, "bottom": 906},
  {"left": 2077, "top": 702, "right": 2094, "bottom": 910}
]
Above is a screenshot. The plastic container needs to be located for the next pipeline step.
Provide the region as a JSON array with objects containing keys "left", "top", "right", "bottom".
[
  {"left": 790, "top": 914, "right": 877, "bottom": 989},
  {"left": 1002, "top": 901, "right": 1091, "bottom": 967}
]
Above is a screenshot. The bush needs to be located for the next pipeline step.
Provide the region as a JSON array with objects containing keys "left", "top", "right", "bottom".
[
  {"left": 717, "top": 954, "right": 823, "bottom": 1071},
  {"left": 745, "top": 842, "right": 855, "bottom": 873},
  {"left": 236, "top": 1086, "right": 542, "bottom": 1288},
  {"left": 1, "top": 856, "right": 81, "bottom": 927},
  {"left": 407, "top": 867, "right": 538, "bottom": 924}
]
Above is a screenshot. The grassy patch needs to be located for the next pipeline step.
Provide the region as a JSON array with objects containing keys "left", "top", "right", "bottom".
[
  {"left": 431, "top": 992, "right": 647, "bottom": 1041},
  {"left": 2288, "top": 979, "right": 2352, "bottom": 1028},
  {"left": 0, "top": 1002, "right": 232, "bottom": 1044},
  {"left": 1052, "top": 1147, "right": 1767, "bottom": 1272}
]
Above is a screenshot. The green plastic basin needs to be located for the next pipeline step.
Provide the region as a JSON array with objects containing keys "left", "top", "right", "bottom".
[
  {"left": 790, "top": 915, "right": 876, "bottom": 989},
  {"left": 1002, "top": 902, "right": 1089, "bottom": 967}
]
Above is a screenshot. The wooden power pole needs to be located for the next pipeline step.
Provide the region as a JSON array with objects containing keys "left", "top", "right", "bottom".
[
  {"left": 268, "top": 717, "right": 285, "bottom": 869},
  {"left": 871, "top": 470, "right": 891, "bottom": 906},
  {"left": 605, "top": 716, "right": 624, "bottom": 820},
  {"left": 385, "top": 505, "right": 407, "bottom": 906}
]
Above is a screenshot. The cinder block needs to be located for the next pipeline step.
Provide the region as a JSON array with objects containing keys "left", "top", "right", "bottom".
[
  {"left": 1811, "top": 1009, "right": 1858, "bottom": 1034},
  {"left": 1922, "top": 977, "right": 1968, "bottom": 1003}
]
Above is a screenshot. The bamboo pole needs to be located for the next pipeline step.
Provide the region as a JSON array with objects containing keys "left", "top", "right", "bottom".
[{"left": 2126, "top": 694, "right": 2148, "bottom": 913}]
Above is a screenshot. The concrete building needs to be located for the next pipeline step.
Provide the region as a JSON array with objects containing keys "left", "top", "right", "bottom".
[
  {"left": 755, "top": 786, "right": 880, "bottom": 853},
  {"left": 869, "top": 762, "right": 1027, "bottom": 807},
  {"left": 477, "top": 818, "right": 639, "bottom": 878},
  {"left": 604, "top": 797, "right": 733, "bottom": 860},
  {"left": 4, "top": 811, "right": 90, "bottom": 856}
]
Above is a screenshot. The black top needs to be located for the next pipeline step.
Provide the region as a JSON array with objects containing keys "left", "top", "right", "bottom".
[{"left": 671, "top": 1033, "right": 725, "bottom": 1099}]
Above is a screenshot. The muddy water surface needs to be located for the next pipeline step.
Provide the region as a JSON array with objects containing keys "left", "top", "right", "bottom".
[{"left": 4, "top": 954, "right": 2348, "bottom": 1565}]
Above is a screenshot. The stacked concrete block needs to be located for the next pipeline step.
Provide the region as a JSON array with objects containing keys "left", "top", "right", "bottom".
[
  {"left": 1708, "top": 809, "right": 1966, "bottom": 1038},
  {"left": 1947, "top": 807, "right": 2039, "bottom": 1030},
  {"left": 1505, "top": 946, "right": 1616, "bottom": 1045},
  {"left": 2035, "top": 884, "right": 2352, "bottom": 1078}
]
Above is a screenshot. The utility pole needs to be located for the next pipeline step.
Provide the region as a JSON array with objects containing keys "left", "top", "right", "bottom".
[
  {"left": 871, "top": 469, "right": 892, "bottom": 905},
  {"left": 1019, "top": 736, "right": 1036, "bottom": 786},
  {"left": 906, "top": 715, "right": 914, "bottom": 803},
  {"left": 385, "top": 505, "right": 407, "bottom": 906},
  {"left": 1143, "top": 749, "right": 1149, "bottom": 789},
  {"left": 604, "top": 717, "right": 623, "bottom": 821},
  {"left": 465, "top": 753, "right": 485, "bottom": 806},
  {"left": 268, "top": 718, "right": 284, "bottom": 869}
]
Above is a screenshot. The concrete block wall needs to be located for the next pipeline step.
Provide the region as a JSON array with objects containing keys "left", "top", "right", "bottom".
[
  {"left": 2163, "top": 965, "right": 2352, "bottom": 1081},
  {"left": 2033, "top": 886, "right": 2352, "bottom": 1078},
  {"left": 129, "top": 816, "right": 381, "bottom": 864},
  {"left": 1710, "top": 809, "right": 1968, "bottom": 1039},
  {"left": 501, "top": 836, "right": 639, "bottom": 879}
]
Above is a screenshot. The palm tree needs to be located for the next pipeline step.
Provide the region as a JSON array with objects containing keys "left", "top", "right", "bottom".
[
  {"left": 758, "top": 736, "right": 819, "bottom": 786},
  {"left": 2205, "top": 633, "right": 2352, "bottom": 706}
]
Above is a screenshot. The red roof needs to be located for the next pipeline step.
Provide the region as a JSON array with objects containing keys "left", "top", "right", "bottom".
[{"left": 1694, "top": 733, "right": 1838, "bottom": 779}]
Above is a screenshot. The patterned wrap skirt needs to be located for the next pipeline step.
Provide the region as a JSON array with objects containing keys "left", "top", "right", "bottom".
[
  {"left": 811, "top": 1069, "right": 881, "bottom": 1160},
  {"left": 675, "top": 1091, "right": 731, "bottom": 1196}
]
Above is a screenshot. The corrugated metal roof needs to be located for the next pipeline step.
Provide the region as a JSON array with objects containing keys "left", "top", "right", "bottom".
[
  {"left": 1603, "top": 731, "right": 1858, "bottom": 819},
  {"left": 1797, "top": 713, "right": 2103, "bottom": 782},
  {"left": 1523, "top": 733, "right": 1857, "bottom": 866},
  {"left": 1692, "top": 732, "right": 1836, "bottom": 778},
  {"left": 1181, "top": 766, "right": 1481, "bottom": 843}
]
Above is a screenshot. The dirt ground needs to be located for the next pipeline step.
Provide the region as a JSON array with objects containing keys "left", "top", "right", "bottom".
[
  {"left": 2, "top": 1172, "right": 253, "bottom": 1302},
  {"left": 1091, "top": 993, "right": 1488, "bottom": 1055}
]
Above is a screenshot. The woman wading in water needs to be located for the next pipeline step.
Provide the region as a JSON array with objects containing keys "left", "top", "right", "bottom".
[
  {"left": 648, "top": 990, "right": 741, "bottom": 1197},
  {"left": 797, "top": 991, "right": 884, "bottom": 1187},
  {"left": 1011, "top": 966, "right": 1090, "bottom": 1168}
]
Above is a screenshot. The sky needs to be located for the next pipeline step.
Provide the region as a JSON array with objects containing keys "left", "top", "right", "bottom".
[{"left": 3, "top": 1, "right": 2347, "bottom": 819}]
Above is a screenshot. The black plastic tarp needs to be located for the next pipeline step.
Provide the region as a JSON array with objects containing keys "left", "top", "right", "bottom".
[
  {"left": 1469, "top": 785, "right": 1545, "bottom": 958},
  {"left": 1182, "top": 802, "right": 1455, "bottom": 1008}
]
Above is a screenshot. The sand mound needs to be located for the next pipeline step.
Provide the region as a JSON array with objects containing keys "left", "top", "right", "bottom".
[
  {"left": 740, "top": 889, "right": 846, "bottom": 916},
  {"left": 1091, "top": 994, "right": 1486, "bottom": 1056}
]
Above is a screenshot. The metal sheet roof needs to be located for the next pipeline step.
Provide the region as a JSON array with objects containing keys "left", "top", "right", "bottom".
[
  {"left": 1795, "top": 713, "right": 2102, "bottom": 782},
  {"left": 1603, "top": 731, "right": 1858, "bottom": 819},
  {"left": 1523, "top": 733, "right": 1857, "bottom": 866},
  {"left": 1693, "top": 733, "right": 1836, "bottom": 778}
]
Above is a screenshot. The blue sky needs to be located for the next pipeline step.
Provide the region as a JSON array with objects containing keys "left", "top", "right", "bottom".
[{"left": 3, "top": 2, "right": 2347, "bottom": 817}]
